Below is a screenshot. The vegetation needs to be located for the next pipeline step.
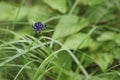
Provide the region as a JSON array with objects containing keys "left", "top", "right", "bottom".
[{"left": 0, "top": 0, "right": 120, "bottom": 80}]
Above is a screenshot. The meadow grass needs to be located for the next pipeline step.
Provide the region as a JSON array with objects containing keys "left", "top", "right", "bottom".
[{"left": 0, "top": 0, "right": 120, "bottom": 80}]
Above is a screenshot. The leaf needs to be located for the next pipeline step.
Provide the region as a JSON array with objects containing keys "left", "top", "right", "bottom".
[
  {"left": 115, "top": 34, "right": 120, "bottom": 46},
  {"left": 91, "top": 53, "right": 113, "bottom": 71},
  {"left": 80, "top": 0, "right": 103, "bottom": 6},
  {"left": 98, "top": 71, "right": 120, "bottom": 80},
  {"left": 97, "top": 32, "right": 117, "bottom": 41},
  {"left": 113, "top": 48, "right": 120, "bottom": 62},
  {"left": 28, "top": 5, "right": 52, "bottom": 22},
  {"left": 72, "top": 18, "right": 89, "bottom": 32},
  {"left": 53, "top": 15, "right": 79, "bottom": 39},
  {"left": 43, "top": 0, "right": 67, "bottom": 13},
  {"left": 53, "top": 51, "right": 72, "bottom": 70},
  {"left": 85, "top": 6, "right": 109, "bottom": 23},
  {"left": 64, "top": 33, "right": 93, "bottom": 50},
  {"left": 63, "top": 71, "right": 83, "bottom": 80}
]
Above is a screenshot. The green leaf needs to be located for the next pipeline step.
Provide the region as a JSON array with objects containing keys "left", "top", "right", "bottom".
[
  {"left": 63, "top": 71, "right": 83, "bottom": 80},
  {"left": 90, "top": 73, "right": 120, "bottom": 80},
  {"left": 53, "top": 15, "right": 79, "bottom": 39},
  {"left": 72, "top": 18, "right": 89, "bottom": 32},
  {"left": 91, "top": 53, "right": 113, "bottom": 71},
  {"left": 80, "top": 0, "right": 103, "bottom": 6},
  {"left": 64, "top": 33, "right": 93, "bottom": 50},
  {"left": 98, "top": 71, "right": 120, "bottom": 80},
  {"left": 43, "top": 0, "right": 67, "bottom": 13},
  {"left": 115, "top": 34, "right": 120, "bottom": 46},
  {"left": 113, "top": 48, "right": 120, "bottom": 62},
  {"left": 53, "top": 51, "right": 72, "bottom": 70},
  {"left": 97, "top": 32, "right": 117, "bottom": 41},
  {"left": 85, "top": 7, "right": 108, "bottom": 23},
  {"left": 28, "top": 5, "right": 52, "bottom": 22}
]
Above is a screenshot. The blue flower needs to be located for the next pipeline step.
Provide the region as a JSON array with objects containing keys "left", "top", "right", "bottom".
[{"left": 32, "top": 22, "right": 46, "bottom": 32}]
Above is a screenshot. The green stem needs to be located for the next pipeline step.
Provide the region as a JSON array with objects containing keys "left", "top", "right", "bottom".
[{"left": 69, "top": 0, "right": 79, "bottom": 15}]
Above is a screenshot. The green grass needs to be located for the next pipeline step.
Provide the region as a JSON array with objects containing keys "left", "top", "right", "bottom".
[{"left": 0, "top": 0, "right": 120, "bottom": 80}]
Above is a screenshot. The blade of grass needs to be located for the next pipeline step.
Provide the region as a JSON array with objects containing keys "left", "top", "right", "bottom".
[
  {"left": 40, "top": 36, "right": 91, "bottom": 79},
  {"left": 32, "top": 49, "right": 63, "bottom": 80},
  {"left": 0, "top": 49, "right": 24, "bottom": 67},
  {"left": 56, "top": 27, "right": 97, "bottom": 80},
  {"left": 12, "top": 0, "right": 24, "bottom": 31},
  {"left": 0, "top": 28, "right": 26, "bottom": 40},
  {"left": 13, "top": 60, "right": 36, "bottom": 80},
  {"left": 3, "top": 63, "right": 37, "bottom": 70}
]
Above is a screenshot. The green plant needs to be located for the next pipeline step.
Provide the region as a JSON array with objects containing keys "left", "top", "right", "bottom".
[{"left": 0, "top": 0, "right": 120, "bottom": 80}]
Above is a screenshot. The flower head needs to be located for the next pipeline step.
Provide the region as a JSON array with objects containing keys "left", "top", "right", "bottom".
[{"left": 32, "top": 22, "right": 46, "bottom": 32}]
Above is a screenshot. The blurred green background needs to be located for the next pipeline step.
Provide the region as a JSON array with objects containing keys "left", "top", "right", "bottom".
[{"left": 0, "top": 0, "right": 120, "bottom": 80}]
